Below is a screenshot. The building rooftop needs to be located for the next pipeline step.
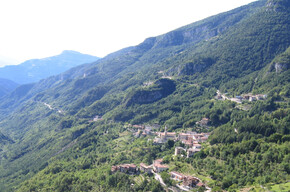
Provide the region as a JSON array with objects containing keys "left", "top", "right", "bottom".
[
  {"left": 154, "top": 164, "right": 169, "bottom": 168},
  {"left": 140, "top": 163, "right": 152, "bottom": 169},
  {"left": 170, "top": 171, "right": 185, "bottom": 177}
]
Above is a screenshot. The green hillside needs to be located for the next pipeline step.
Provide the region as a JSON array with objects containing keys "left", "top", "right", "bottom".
[{"left": 0, "top": 0, "right": 289, "bottom": 191}]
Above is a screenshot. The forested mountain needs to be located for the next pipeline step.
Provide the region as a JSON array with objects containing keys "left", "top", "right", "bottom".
[
  {"left": 0, "top": 50, "right": 99, "bottom": 84},
  {"left": 0, "top": 78, "right": 18, "bottom": 98},
  {"left": 0, "top": 0, "right": 289, "bottom": 191}
]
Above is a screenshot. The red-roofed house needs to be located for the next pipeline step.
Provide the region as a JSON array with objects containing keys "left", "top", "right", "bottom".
[
  {"left": 140, "top": 163, "right": 153, "bottom": 174},
  {"left": 153, "top": 163, "right": 169, "bottom": 173},
  {"left": 170, "top": 171, "right": 185, "bottom": 181},
  {"left": 153, "top": 158, "right": 169, "bottom": 173}
]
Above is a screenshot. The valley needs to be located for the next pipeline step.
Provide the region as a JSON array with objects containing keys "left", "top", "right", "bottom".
[{"left": 0, "top": 0, "right": 289, "bottom": 191}]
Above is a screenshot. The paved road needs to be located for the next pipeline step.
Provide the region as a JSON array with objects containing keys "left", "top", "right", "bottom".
[{"left": 153, "top": 172, "right": 166, "bottom": 186}]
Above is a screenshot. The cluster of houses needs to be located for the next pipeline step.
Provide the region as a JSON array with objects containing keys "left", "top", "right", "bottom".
[
  {"left": 111, "top": 158, "right": 205, "bottom": 190},
  {"left": 112, "top": 125, "right": 211, "bottom": 189},
  {"left": 175, "top": 132, "right": 208, "bottom": 158},
  {"left": 111, "top": 159, "right": 168, "bottom": 175},
  {"left": 152, "top": 159, "right": 169, "bottom": 173},
  {"left": 127, "top": 121, "right": 211, "bottom": 142},
  {"left": 153, "top": 126, "right": 210, "bottom": 146},
  {"left": 174, "top": 144, "right": 202, "bottom": 158},
  {"left": 216, "top": 90, "right": 267, "bottom": 104},
  {"left": 126, "top": 124, "right": 210, "bottom": 159},
  {"left": 127, "top": 124, "right": 160, "bottom": 137}
]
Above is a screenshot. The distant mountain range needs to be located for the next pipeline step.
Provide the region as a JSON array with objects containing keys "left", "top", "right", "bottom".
[
  {"left": 0, "top": 78, "right": 18, "bottom": 98},
  {"left": 0, "top": 50, "right": 99, "bottom": 84}
]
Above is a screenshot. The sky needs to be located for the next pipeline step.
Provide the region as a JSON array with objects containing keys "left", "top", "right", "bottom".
[{"left": 0, "top": 0, "right": 256, "bottom": 66}]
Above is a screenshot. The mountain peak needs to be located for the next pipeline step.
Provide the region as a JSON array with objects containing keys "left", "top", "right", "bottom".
[
  {"left": 0, "top": 51, "right": 100, "bottom": 84},
  {"left": 61, "top": 50, "right": 82, "bottom": 55}
]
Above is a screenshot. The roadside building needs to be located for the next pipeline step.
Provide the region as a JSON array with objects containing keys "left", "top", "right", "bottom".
[
  {"left": 170, "top": 171, "right": 184, "bottom": 181},
  {"left": 153, "top": 163, "right": 169, "bottom": 173},
  {"left": 174, "top": 147, "right": 186, "bottom": 156},
  {"left": 153, "top": 158, "right": 169, "bottom": 173},
  {"left": 183, "top": 176, "right": 200, "bottom": 188},
  {"left": 140, "top": 163, "right": 153, "bottom": 174}
]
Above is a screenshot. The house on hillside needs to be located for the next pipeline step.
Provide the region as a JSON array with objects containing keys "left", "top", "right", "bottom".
[
  {"left": 153, "top": 163, "right": 169, "bottom": 173},
  {"left": 187, "top": 148, "right": 201, "bottom": 158},
  {"left": 169, "top": 172, "right": 203, "bottom": 189},
  {"left": 154, "top": 126, "right": 176, "bottom": 144},
  {"left": 178, "top": 133, "right": 192, "bottom": 141},
  {"left": 175, "top": 147, "right": 186, "bottom": 156},
  {"left": 111, "top": 164, "right": 138, "bottom": 174},
  {"left": 170, "top": 171, "right": 184, "bottom": 181},
  {"left": 153, "top": 137, "right": 164, "bottom": 144},
  {"left": 159, "top": 127, "right": 176, "bottom": 141},
  {"left": 242, "top": 93, "right": 266, "bottom": 101},
  {"left": 183, "top": 140, "right": 194, "bottom": 148},
  {"left": 153, "top": 159, "right": 169, "bottom": 173},
  {"left": 140, "top": 163, "right": 153, "bottom": 174},
  {"left": 183, "top": 176, "right": 200, "bottom": 188},
  {"left": 193, "top": 133, "right": 209, "bottom": 143}
]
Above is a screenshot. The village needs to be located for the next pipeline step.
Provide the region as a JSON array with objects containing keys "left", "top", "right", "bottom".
[
  {"left": 87, "top": 89, "right": 269, "bottom": 191},
  {"left": 111, "top": 122, "right": 211, "bottom": 192},
  {"left": 215, "top": 90, "right": 267, "bottom": 104}
]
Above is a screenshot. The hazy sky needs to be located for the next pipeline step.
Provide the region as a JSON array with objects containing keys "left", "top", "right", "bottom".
[{"left": 0, "top": 0, "right": 256, "bottom": 64}]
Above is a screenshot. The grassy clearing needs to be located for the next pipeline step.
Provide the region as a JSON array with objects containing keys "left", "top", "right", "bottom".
[{"left": 268, "top": 182, "right": 290, "bottom": 192}]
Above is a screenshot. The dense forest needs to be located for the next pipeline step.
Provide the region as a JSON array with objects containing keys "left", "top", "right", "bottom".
[{"left": 0, "top": 0, "right": 289, "bottom": 191}]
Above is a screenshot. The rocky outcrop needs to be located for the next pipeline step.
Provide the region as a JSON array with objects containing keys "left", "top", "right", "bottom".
[
  {"left": 153, "top": 26, "right": 222, "bottom": 49},
  {"left": 165, "top": 57, "right": 215, "bottom": 76},
  {"left": 266, "top": 0, "right": 290, "bottom": 12},
  {"left": 274, "top": 62, "right": 289, "bottom": 73},
  {"left": 125, "top": 79, "right": 176, "bottom": 106},
  {"left": 267, "top": 47, "right": 290, "bottom": 73}
]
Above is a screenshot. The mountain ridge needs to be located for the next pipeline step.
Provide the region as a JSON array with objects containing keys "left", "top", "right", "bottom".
[
  {"left": 0, "top": 51, "right": 100, "bottom": 84},
  {"left": 0, "top": 0, "right": 289, "bottom": 191},
  {"left": 0, "top": 78, "right": 18, "bottom": 98}
]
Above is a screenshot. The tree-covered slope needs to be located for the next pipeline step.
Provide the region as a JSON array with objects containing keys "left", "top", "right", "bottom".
[{"left": 0, "top": 0, "right": 289, "bottom": 191}]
